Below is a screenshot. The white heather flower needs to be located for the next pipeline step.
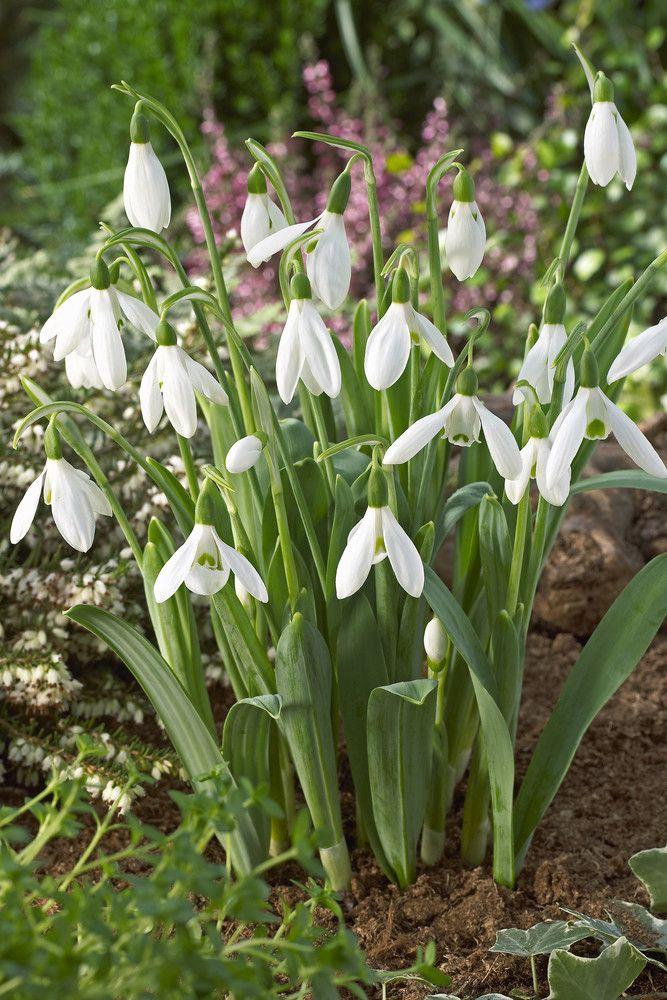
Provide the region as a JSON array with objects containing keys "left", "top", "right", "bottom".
[
  {"left": 140, "top": 320, "right": 228, "bottom": 439},
  {"left": 276, "top": 274, "right": 341, "bottom": 404},
  {"left": 607, "top": 317, "right": 667, "bottom": 382},
  {"left": 336, "top": 505, "right": 424, "bottom": 599},
  {"left": 546, "top": 348, "right": 667, "bottom": 491},
  {"left": 364, "top": 269, "right": 454, "bottom": 390},
  {"left": 583, "top": 73, "right": 636, "bottom": 190},
  {"left": 444, "top": 167, "right": 486, "bottom": 281},
  {"left": 10, "top": 426, "right": 111, "bottom": 553},
  {"left": 40, "top": 259, "right": 159, "bottom": 391},
  {"left": 384, "top": 368, "right": 522, "bottom": 481},
  {"left": 154, "top": 523, "right": 268, "bottom": 603},
  {"left": 225, "top": 435, "right": 263, "bottom": 473},
  {"left": 240, "top": 164, "right": 288, "bottom": 253},
  {"left": 123, "top": 109, "right": 171, "bottom": 233},
  {"left": 424, "top": 617, "right": 447, "bottom": 663}
]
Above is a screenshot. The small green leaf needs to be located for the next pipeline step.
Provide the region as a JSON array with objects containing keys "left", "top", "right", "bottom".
[
  {"left": 629, "top": 845, "right": 667, "bottom": 915},
  {"left": 546, "top": 937, "right": 646, "bottom": 1000},
  {"left": 571, "top": 471, "right": 667, "bottom": 495},
  {"left": 434, "top": 481, "right": 492, "bottom": 550},
  {"left": 490, "top": 920, "right": 591, "bottom": 957}
]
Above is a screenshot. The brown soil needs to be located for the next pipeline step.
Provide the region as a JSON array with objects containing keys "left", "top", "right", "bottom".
[{"left": 5, "top": 420, "right": 667, "bottom": 998}]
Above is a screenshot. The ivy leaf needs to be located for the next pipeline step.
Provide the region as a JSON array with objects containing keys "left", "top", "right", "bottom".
[
  {"left": 546, "top": 938, "right": 646, "bottom": 1000},
  {"left": 629, "top": 845, "right": 667, "bottom": 915},
  {"left": 490, "top": 920, "right": 590, "bottom": 957},
  {"left": 609, "top": 901, "right": 667, "bottom": 963}
]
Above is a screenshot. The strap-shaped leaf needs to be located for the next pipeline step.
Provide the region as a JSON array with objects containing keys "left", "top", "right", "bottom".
[
  {"left": 424, "top": 567, "right": 516, "bottom": 887},
  {"left": 222, "top": 694, "right": 282, "bottom": 857},
  {"left": 514, "top": 553, "right": 667, "bottom": 868},
  {"left": 336, "top": 594, "right": 390, "bottom": 874},
  {"left": 64, "top": 605, "right": 263, "bottom": 874},
  {"left": 275, "top": 614, "right": 350, "bottom": 889},
  {"left": 367, "top": 679, "right": 437, "bottom": 888},
  {"left": 332, "top": 336, "right": 373, "bottom": 436},
  {"left": 571, "top": 470, "right": 667, "bottom": 495},
  {"left": 478, "top": 495, "right": 511, "bottom": 626}
]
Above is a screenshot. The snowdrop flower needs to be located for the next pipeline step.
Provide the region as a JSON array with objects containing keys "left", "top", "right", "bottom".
[
  {"left": 64, "top": 337, "right": 104, "bottom": 390},
  {"left": 154, "top": 481, "right": 268, "bottom": 603},
  {"left": 513, "top": 283, "right": 574, "bottom": 406},
  {"left": 305, "top": 171, "right": 352, "bottom": 309},
  {"left": 240, "top": 163, "right": 288, "bottom": 254},
  {"left": 140, "top": 319, "right": 228, "bottom": 439},
  {"left": 383, "top": 367, "right": 522, "bottom": 480},
  {"left": 546, "top": 344, "right": 667, "bottom": 492},
  {"left": 607, "top": 317, "right": 667, "bottom": 382},
  {"left": 247, "top": 205, "right": 323, "bottom": 268},
  {"left": 424, "top": 617, "right": 447, "bottom": 665},
  {"left": 364, "top": 268, "right": 454, "bottom": 390},
  {"left": 10, "top": 422, "right": 111, "bottom": 552},
  {"left": 123, "top": 108, "right": 171, "bottom": 233},
  {"left": 336, "top": 464, "right": 424, "bottom": 599},
  {"left": 444, "top": 167, "right": 486, "bottom": 281},
  {"left": 225, "top": 434, "right": 264, "bottom": 473},
  {"left": 276, "top": 273, "right": 341, "bottom": 404},
  {"left": 584, "top": 73, "right": 636, "bottom": 190},
  {"left": 40, "top": 257, "right": 159, "bottom": 391},
  {"left": 505, "top": 408, "right": 569, "bottom": 507}
]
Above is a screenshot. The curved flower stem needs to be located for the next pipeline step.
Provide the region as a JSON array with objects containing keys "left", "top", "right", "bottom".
[
  {"left": 363, "top": 159, "right": 384, "bottom": 314},
  {"left": 425, "top": 149, "right": 464, "bottom": 334},
  {"left": 557, "top": 162, "right": 589, "bottom": 273}
]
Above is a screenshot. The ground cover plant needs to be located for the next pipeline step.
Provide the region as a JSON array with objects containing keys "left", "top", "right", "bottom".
[{"left": 8, "top": 43, "right": 667, "bottom": 917}]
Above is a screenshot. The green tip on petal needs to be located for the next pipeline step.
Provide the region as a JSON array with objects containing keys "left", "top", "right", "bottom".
[
  {"left": 580, "top": 341, "right": 600, "bottom": 388},
  {"left": 89, "top": 257, "right": 111, "bottom": 290},
  {"left": 44, "top": 418, "right": 63, "bottom": 461},
  {"left": 453, "top": 167, "right": 476, "bottom": 203},
  {"left": 391, "top": 267, "right": 411, "bottom": 305},
  {"left": 130, "top": 109, "right": 151, "bottom": 144},
  {"left": 456, "top": 365, "right": 478, "bottom": 397},
  {"left": 156, "top": 319, "right": 178, "bottom": 347},
  {"left": 247, "top": 162, "right": 267, "bottom": 195},
  {"left": 544, "top": 281, "right": 566, "bottom": 325},
  {"left": 593, "top": 71, "right": 614, "bottom": 103},
  {"left": 290, "top": 272, "right": 312, "bottom": 301},
  {"left": 326, "top": 171, "right": 351, "bottom": 214}
]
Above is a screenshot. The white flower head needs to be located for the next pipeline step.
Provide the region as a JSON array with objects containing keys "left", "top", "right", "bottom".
[
  {"left": 584, "top": 73, "right": 636, "bottom": 190},
  {"left": 40, "top": 257, "right": 159, "bottom": 391},
  {"left": 513, "top": 284, "right": 574, "bottom": 406},
  {"left": 240, "top": 164, "right": 288, "bottom": 254},
  {"left": 225, "top": 434, "right": 264, "bottom": 473},
  {"left": 154, "top": 481, "right": 268, "bottom": 604},
  {"left": 364, "top": 268, "right": 454, "bottom": 391},
  {"left": 140, "top": 319, "right": 228, "bottom": 439},
  {"left": 10, "top": 423, "right": 111, "bottom": 552},
  {"left": 247, "top": 208, "right": 323, "bottom": 269},
  {"left": 383, "top": 366, "right": 522, "bottom": 481},
  {"left": 275, "top": 273, "right": 341, "bottom": 404},
  {"left": 305, "top": 171, "right": 352, "bottom": 310},
  {"left": 504, "top": 408, "right": 569, "bottom": 507},
  {"left": 546, "top": 346, "right": 667, "bottom": 491},
  {"left": 123, "top": 108, "right": 171, "bottom": 233},
  {"left": 424, "top": 617, "right": 447, "bottom": 664},
  {"left": 607, "top": 317, "right": 667, "bottom": 382},
  {"left": 335, "top": 464, "right": 424, "bottom": 599},
  {"left": 445, "top": 168, "right": 486, "bottom": 281}
]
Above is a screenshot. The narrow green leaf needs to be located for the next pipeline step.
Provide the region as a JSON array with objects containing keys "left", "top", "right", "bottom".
[
  {"left": 478, "top": 495, "right": 511, "bottom": 626},
  {"left": 514, "top": 554, "right": 667, "bottom": 867},
  {"left": 571, "top": 470, "right": 667, "bottom": 495},
  {"left": 434, "top": 481, "right": 492, "bottom": 551},
  {"left": 64, "top": 605, "right": 263, "bottom": 873}
]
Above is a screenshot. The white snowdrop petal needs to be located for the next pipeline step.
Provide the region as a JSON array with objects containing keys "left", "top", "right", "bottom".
[
  {"left": 335, "top": 507, "right": 378, "bottom": 599},
  {"left": 604, "top": 396, "right": 667, "bottom": 477},
  {"left": 10, "top": 471, "right": 45, "bottom": 544},
  {"left": 124, "top": 142, "right": 171, "bottom": 233},
  {"left": 276, "top": 300, "right": 303, "bottom": 404},
  {"left": 381, "top": 508, "right": 424, "bottom": 598},
  {"left": 44, "top": 289, "right": 91, "bottom": 359},
  {"left": 154, "top": 526, "right": 203, "bottom": 603},
  {"left": 306, "top": 212, "right": 351, "bottom": 310},
  {"left": 514, "top": 331, "right": 552, "bottom": 405},
  {"left": 140, "top": 352, "right": 163, "bottom": 432},
  {"left": 383, "top": 407, "right": 448, "bottom": 465},
  {"left": 89, "top": 290, "right": 126, "bottom": 391},
  {"left": 247, "top": 216, "right": 321, "bottom": 268},
  {"left": 364, "top": 304, "right": 411, "bottom": 390},
  {"left": 226, "top": 435, "right": 263, "bottom": 473},
  {"left": 48, "top": 460, "right": 96, "bottom": 552},
  {"left": 116, "top": 291, "right": 159, "bottom": 340},
  {"left": 607, "top": 319, "right": 667, "bottom": 382},
  {"left": 241, "top": 194, "right": 271, "bottom": 253},
  {"left": 216, "top": 539, "right": 268, "bottom": 603},
  {"left": 615, "top": 108, "right": 637, "bottom": 191},
  {"left": 445, "top": 201, "right": 486, "bottom": 281},
  {"left": 505, "top": 441, "right": 534, "bottom": 505},
  {"left": 584, "top": 102, "right": 619, "bottom": 187},
  {"left": 160, "top": 348, "right": 197, "bottom": 437},
  {"left": 546, "top": 389, "right": 588, "bottom": 488},
  {"left": 412, "top": 310, "right": 455, "bottom": 367},
  {"left": 180, "top": 351, "right": 229, "bottom": 406},
  {"left": 298, "top": 301, "right": 341, "bottom": 398},
  {"left": 473, "top": 398, "right": 522, "bottom": 480}
]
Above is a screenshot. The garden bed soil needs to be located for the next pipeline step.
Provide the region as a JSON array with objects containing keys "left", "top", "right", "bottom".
[{"left": 7, "top": 417, "right": 667, "bottom": 997}]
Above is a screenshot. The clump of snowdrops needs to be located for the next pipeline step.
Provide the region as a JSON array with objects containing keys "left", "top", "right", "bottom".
[{"left": 9, "top": 47, "right": 667, "bottom": 892}]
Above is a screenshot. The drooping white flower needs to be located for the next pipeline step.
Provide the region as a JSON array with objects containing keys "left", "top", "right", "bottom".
[
  {"left": 10, "top": 424, "right": 111, "bottom": 552},
  {"left": 247, "top": 211, "right": 323, "bottom": 268},
  {"left": 305, "top": 172, "right": 352, "bottom": 309},
  {"left": 513, "top": 283, "right": 574, "bottom": 406},
  {"left": 607, "top": 317, "right": 667, "bottom": 382},
  {"left": 64, "top": 337, "right": 104, "bottom": 390},
  {"left": 424, "top": 617, "right": 447, "bottom": 664},
  {"left": 240, "top": 164, "right": 288, "bottom": 254},
  {"left": 383, "top": 367, "right": 522, "bottom": 480},
  {"left": 444, "top": 167, "right": 486, "bottom": 281},
  {"left": 154, "top": 480, "right": 268, "bottom": 603},
  {"left": 546, "top": 347, "right": 667, "bottom": 491},
  {"left": 583, "top": 73, "right": 636, "bottom": 190},
  {"left": 504, "top": 410, "right": 569, "bottom": 507},
  {"left": 225, "top": 435, "right": 264, "bottom": 473},
  {"left": 364, "top": 268, "right": 454, "bottom": 390},
  {"left": 123, "top": 109, "right": 171, "bottom": 233},
  {"left": 140, "top": 320, "right": 228, "bottom": 439},
  {"left": 336, "top": 507, "right": 424, "bottom": 599},
  {"left": 276, "top": 273, "right": 341, "bottom": 404},
  {"left": 40, "top": 259, "right": 159, "bottom": 391}
]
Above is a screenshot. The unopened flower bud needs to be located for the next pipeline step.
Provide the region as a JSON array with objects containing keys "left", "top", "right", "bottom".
[{"left": 424, "top": 617, "right": 447, "bottom": 664}]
